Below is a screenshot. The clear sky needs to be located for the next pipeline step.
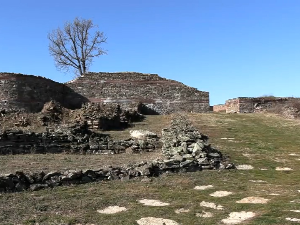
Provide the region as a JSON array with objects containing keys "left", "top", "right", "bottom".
[{"left": 1, "top": 0, "right": 300, "bottom": 105}]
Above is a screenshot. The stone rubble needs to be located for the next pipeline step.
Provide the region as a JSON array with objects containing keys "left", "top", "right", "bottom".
[
  {"left": 161, "top": 115, "right": 234, "bottom": 171},
  {"left": 0, "top": 125, "right": 159, "bottom": 155},
  {"left": 0, "top": 115, "right": 233, "bottom": 193}
]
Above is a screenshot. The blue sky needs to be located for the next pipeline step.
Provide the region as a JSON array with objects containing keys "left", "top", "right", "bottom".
[{"left": 1, "top": 0, "right": 300, "bottom": 105}]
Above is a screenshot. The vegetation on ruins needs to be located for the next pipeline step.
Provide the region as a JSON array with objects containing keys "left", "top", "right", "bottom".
[{"left": 48, "top": 17, "right": 107, "bottom": 77}]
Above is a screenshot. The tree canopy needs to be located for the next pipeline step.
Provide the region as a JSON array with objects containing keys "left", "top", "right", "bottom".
[{"left": 48, "top": 18, "right": 107, "bottom": 77}]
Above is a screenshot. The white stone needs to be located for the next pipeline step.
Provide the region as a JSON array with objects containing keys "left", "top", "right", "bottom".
[
  {"left": 130, "top": 130, "right": 157, "bottom": 139},
  {"left": 236, "top": 197, "right": 269, "bottom": 204},
  {"left": 196, "top": 211, "right": 214, "bottom": 218},
  {"left": 210, "top": 191, "right": 233, "bottom": 197},
  {"left": 194, "top": 185, "right": 214, "bottom": 190},
  {"left": 286, "top": 217, "right": 300, "bottom": 222},
  {"left": 222, "top": 211, "right": 256, "bottom": 224},
  {"left": 236, "top": 165, "right": 254, "bottom": 170},
  {"left": 175, "top": 208, "right": 190, "bottom": 214},
  {"left": 136, "top": 217, "right": 179, "bottom": 225},
  {"left": 138, "top": 199, "right": 170, "bottom": 206},
  {"left": 275, "top": 167, "right": 293, "bottom": 171},
  {"left": 200, "top": 201, "right": 223, "bottom": 210},
  {"left": 97, "top": 206, "right": 127, "bottom": 214}
]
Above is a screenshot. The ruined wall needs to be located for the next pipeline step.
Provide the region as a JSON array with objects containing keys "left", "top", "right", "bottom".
[
  {"left": 0, "top": 128, "right": 159, "bottom": 155},
  {"left": 0, "top": 73, "right": 87, "bottom": 112},
  {"left": 225, "top": 98, "right": 241, "bottom": 113},
  {"left": 213, "top": 104, "right": 226, "bottom": 112},
  {"left": 0, "top": 72, "right": 209, "bottom": 114},
  {"left": 223, "top": 97, "right": 293, "bottom": 113},
  {"left": 66, "top": 72, "right": 210, "bottom": 114}
]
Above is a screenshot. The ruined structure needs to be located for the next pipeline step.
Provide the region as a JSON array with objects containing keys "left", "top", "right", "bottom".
[
  {"left": 0, "top": 115, "right": 233, "bottom": 193},
  {"left": 213, "top": 97, "right": 299, "bottom": 113},
  {"left": 0, "top": 72, "right": 209, "bottom": 114},
  {"left": 0, "top": 73, "right": 87, "bottom": 112}
]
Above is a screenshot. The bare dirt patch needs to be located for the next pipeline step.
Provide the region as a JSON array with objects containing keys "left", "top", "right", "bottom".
[
  {"left": 97, "top": 206, "right": 127, "bottom": 214},
  {"left": 138, "top": 199, "right": 170, "bottom": 206},
  {"left": 236, "top": 197, "right": 269, "bottom": 204},
  {"left": 210, "top": 191, "right": 233, "bottom": 197},
  {"left": 222, "top": 211, "right": 256, "bottom": 224},
  {"left": 136, "top": 217, "right": 179, "bottom": 225}
]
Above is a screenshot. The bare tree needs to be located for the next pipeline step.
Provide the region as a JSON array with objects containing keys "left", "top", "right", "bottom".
[{"left": 48, "top": 17, "right": 107, "bottom": 76}]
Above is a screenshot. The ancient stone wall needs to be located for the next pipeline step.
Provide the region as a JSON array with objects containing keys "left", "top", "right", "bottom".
[
  {"left": 0, "top": 128, "right": 159, "bottom": 155},
  {"left": 223, "top": 97, "right": 294, "bottom": 113},
  {"left": 0, "top": 72, "right": 209, "bottom": 115},
  {"left": 66, "top": 72, "right": 210, "bottom": 114},
  {"left": 0, "top": 73, "right": 88, "bottom": 113},
  {"left": 225, "top": 98, "right": 241, "bottom": 113},
  {"left": 213, "top": 104, "right": 226, "bottom": 112}
]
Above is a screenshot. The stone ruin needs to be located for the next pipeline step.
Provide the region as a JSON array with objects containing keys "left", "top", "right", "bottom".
[
  {"left": 161, "top": 115, "right": 231, "bottom": 170},
  {"left": 0, "top": 115, "right": 233, "bottom": 193},
  {"left": 0, "top": 72, "right": 210, "bottom": 115},
  {"left": 213, "top": 97, "right": 300, "bottom": 118},
  {"left": 73, "top": 102, "right": 143, "bottom": 130}
]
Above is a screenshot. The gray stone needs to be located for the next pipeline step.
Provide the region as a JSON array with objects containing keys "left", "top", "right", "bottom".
[{"left": 30, "top": 183, "right": 49, "bottom": 191}]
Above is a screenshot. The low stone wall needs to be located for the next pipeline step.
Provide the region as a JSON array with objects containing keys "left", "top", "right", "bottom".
[{"left": 0, "top": 126, "right": 159, "bottom": 155}]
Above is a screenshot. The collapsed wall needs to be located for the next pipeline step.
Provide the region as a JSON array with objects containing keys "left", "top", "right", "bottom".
[
  {"left": 0, "top": 73, "right": 87, "bottom": 113},
  {"left": 66, "top": 72, "right": 210, "bottom": 114}
]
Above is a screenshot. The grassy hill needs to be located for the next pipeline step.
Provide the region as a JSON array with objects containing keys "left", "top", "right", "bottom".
[{"left": 1, "top": 113, "right": 300, "bottom": 224}]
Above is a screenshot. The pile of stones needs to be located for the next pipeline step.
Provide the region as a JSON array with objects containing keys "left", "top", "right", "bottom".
[
  {"left": 0, "top": 162, "right": 154, "bottom": 192},
  {"left": 73, "top": 103, "right": 143, "bottom": 130},
  {"left": 161, "top": 115, "right": 233, "bottom": 170},
  {"left": 39, "top": 100, "right": 64, "bottom": 125}
]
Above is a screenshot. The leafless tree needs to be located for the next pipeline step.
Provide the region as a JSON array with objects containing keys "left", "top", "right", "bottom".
[{"left": 48, "top": 17, "right": 107, "bottom": 77}]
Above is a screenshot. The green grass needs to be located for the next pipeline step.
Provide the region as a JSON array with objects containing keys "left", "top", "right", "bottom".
[{"left": 2, "top": 112, "right": 300, "bottom": 224}]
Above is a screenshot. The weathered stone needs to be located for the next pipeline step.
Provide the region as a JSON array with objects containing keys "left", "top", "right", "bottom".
[
  {"left": 43, "top": 171, "right": 61, "bottom": 181},
  {"left": 30, "top": 183, "right": 49, "bottom": 191},
  {"left": 15, "top": 182, "right": 27, "bottom": 192}
]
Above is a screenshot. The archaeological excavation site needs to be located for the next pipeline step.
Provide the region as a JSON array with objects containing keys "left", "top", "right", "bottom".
[
  {"left": 0, "top": 71, "right": 234, "bottom": 193},
  {"left": 2, "top": 72, "right": 300, "bottom": 225}
]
